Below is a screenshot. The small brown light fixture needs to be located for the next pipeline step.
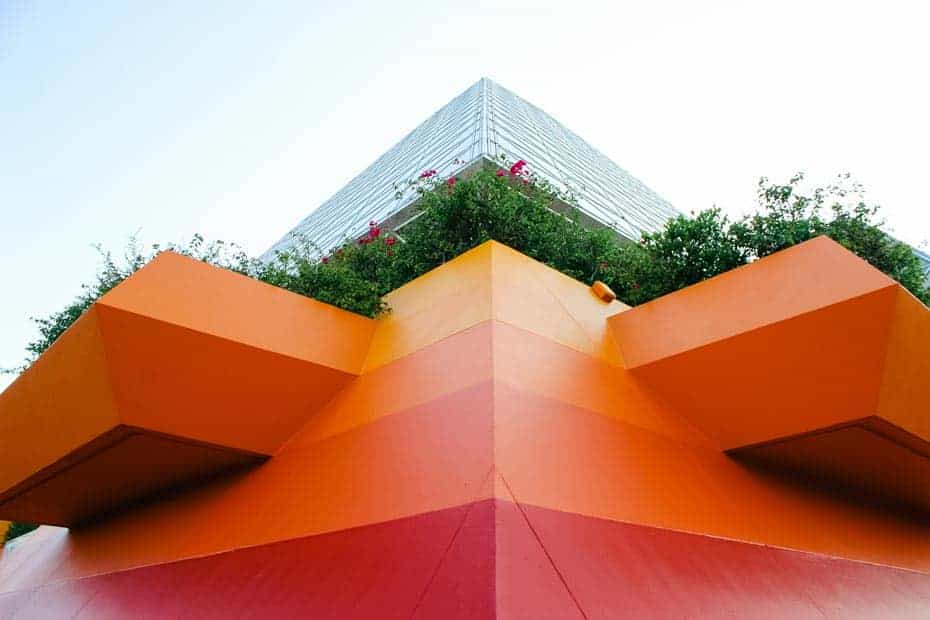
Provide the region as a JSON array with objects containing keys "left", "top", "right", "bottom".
[{"left": 591, "top": 280, "right": 616, "bottom": 303}]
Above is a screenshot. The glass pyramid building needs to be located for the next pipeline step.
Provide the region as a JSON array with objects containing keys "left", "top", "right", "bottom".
[
  {"left": 265, "top": 78, "right": 680, "bottom": 257},
  {"left": 915, "top": 246, "right": 930, "bottom": 280}
]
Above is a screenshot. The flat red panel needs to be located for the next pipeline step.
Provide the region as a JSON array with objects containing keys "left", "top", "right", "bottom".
[
  {"left": 0, "top": 504, "right": 479, "bottom": 619},
  {"left": 523, "top": 504, "right": 930, "bottom": 619},
  {"left": 413, "top": 499, "right": 496, "bottom": 619},
  {"left": 493, "top": 493, "right": 585, "bottom": 619},
  {"left": 4, "top": 501, "right": 930, "bottom": 617}
]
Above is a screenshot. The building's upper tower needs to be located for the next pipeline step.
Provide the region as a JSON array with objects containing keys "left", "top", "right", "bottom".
[
  {"left": 915, "top": 246, "right": 930, "bottom": 280},
  {"left": 265, "top": 78, "right": 680, "bottom": 258}
]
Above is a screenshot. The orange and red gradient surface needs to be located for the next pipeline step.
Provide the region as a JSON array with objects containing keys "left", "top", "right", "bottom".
[{"left": 1, "top": 238, "right": 930, "bottom": 618}]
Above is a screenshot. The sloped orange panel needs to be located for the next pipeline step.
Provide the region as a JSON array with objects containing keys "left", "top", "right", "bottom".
[
  {"left": 610, "top": 236, "right": 896, "bottom": 370},
  {"left": 876, "top": 287, "right": 930, "bottom": 439},
  {"left": 0, "top": 252, "right": 375, "bottom": 526},
  {"left": 609, "top": 236, "right": 930, "bottom": 510},
  {"left": 364, "top": 241, "right": 625, "bottom": 370},
  {"left": 5, "top": 239, "right": 930, "bottom": 617}
]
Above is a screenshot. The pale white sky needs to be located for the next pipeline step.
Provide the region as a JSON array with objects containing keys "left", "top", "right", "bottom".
[{"left": 1, "top": 0, "right": 928, "bottom": 389}]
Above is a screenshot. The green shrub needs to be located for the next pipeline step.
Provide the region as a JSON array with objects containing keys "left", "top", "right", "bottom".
[
  {"left": 732, "top": 173, "right": 928, "bottom": 300},
  {"left": 4, "top": 522, "right": 38, "bottom": 544},
  {"left": 10, "top": 163, "right": 928, "bottom": 369},
  {"left": 3, "top": 163, "right": 926, "bottom": 542}
]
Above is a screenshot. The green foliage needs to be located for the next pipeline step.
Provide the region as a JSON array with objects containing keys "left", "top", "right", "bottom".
[
  {"left": 602, "top": 173, "right": 929, "bottom": 306},
  {"left": 10, "top": 235, "right": 256, "bottom": 370},
  {"left": 10, "top": 166, "right": 928, "bottom": 371},
  {"left": 388, "top": 166, "right": 929, "bottom": 307},
  {"left": 251, "top": 236, "right": 389, "bottom": 318},
  {"left": 389, "top": 163, "right": 621, "bottom": 288},
  {"left": 4, "top": 164, "right": 927, "bottom": 540},
  {"left": 4, "top": 522, "right": 38, "bottom": 543},
  {"left": 733, "top": 173, "right": 930, "bottom": 304},
  {"left": 605, "top": 209, "right": 747, "bottom": 305}
]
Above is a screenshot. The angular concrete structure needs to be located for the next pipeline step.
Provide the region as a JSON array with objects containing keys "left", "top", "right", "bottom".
[
  {"left": 0, "top": 253, "right": 374, "bottom": 526},
  {"left": 2, "top": 239, "right": 930, "bottom": 617},
  {"left": 611, "top": 237, "right": 930, "bottom": 512}
]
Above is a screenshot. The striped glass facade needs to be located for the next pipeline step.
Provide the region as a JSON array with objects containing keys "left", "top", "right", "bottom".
[
  {"left": 264, "top": 78, "right": 679, "bottom": 257},
  {"left": 915, "top": 247, "right": 930, "bottom": 280}
]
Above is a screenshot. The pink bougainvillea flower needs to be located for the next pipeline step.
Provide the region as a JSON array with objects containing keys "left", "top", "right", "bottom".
[
  {"left": 446, "top": 176, "right": 457, "bottom": 190},
  {"left": 495, "top": 169, "right": 506, "bottom": 177},
  {"left": 321, "top": 256, "right": 329, "bottom": 264},
  {"left": 369, "top": 225, "right": 381, "bottom": 238},
  {"left": 509, "top": 159, "right": 527, "bottom": 176},
  {"left": 384, "top": 237, "right": 396, "bottom": 246},
  {"left": 418, "top": 169, "right": 437, "bottom": 179}
]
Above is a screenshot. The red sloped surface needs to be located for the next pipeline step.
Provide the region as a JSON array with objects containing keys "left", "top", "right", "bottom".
[
  {"left": 412, "top": 497, "right": 584, "bottom": 619},
  {"left": 413, "top": 499, "right": 496, "bottom": 619},
  {"left": 493, "top": 493, "right": 585, "bottom": 619},
  {"left": 523, "top": 504, "right": 930, "bottom": 619},
  {"left": 0, "top": 503, "right": 478, "bottom": 619},
  {"left": 4, "top": 500, "right": 930, "bottom": 618}
]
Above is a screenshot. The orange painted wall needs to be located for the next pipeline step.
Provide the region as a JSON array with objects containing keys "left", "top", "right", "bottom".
[{"left": 2, "top": 239, "right": 930, "bottom": 601}]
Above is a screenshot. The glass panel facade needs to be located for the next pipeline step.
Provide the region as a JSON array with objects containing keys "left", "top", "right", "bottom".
[
  {"left": 264, "top": 78, "right": 680, "bottom": 258},
  {"left": 914, "top": 247, "right": 930, "bottom": 280}
]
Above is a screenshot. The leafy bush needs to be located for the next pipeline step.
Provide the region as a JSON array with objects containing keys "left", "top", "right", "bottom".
[
  {"left": 10, "top": 163, "right": 928, "bottom": 373},
  {"left": 733, "top": 173, "right": 928, "bottom": 300},
  {"left": 384, "top": 161, "right": 621, "bottom": 290},
  {"left": 600, "top": 173, "right": 929, "bottom": 306},
  {"left": 3, "top": 522, "right": 38, "bottom": 544},
  {"left": 391, "top": 165, "right": 929, "bottom": 306},
  {"left": 9, "top": 235, "right": 257, "bottom": 372},
  {"left": 252, "top": 233, "right": 390, "bottom": 318},
  {"left": 4, "top": 161, "right": 926, "bottom": 542}
]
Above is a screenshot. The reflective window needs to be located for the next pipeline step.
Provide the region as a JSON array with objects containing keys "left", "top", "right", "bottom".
[{"left": 263, "top": 78, "right": 680, "bottom": 258}]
